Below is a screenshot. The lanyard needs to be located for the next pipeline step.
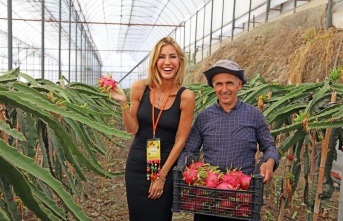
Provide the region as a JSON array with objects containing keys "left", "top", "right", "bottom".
[{"left": 152, "top": 86, "right": 172, "bottom": 138}]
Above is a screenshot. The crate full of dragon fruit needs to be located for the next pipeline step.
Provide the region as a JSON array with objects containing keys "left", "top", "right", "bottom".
[{"left": 172, "top": 161, "right": 263, "bottom": 220}]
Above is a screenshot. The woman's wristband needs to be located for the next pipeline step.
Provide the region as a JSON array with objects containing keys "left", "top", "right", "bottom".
[
  {"left": 159, "top": 176, "right": 166, "bottom": 182},
  {"left": 120, "top": 103, "right": 129, "bottom": 111},
  {"left": 161, "top": 168, "right": 168, "bottom": 177}
]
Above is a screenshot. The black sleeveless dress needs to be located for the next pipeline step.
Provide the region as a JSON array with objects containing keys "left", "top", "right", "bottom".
[{"left": 125, "top": 86, "right": 186, "bottom": 221}]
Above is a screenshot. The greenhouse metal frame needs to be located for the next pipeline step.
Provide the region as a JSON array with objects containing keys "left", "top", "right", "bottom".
[{"left": 1, "top": 0, "right": 310, "bottom": 88}]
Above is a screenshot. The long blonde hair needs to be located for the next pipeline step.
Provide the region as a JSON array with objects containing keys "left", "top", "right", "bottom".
[{"left": 147, "top": 36, "right": 186, "bottom": 87}]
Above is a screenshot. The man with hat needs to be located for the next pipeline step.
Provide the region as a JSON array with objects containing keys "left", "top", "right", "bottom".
[{"left": 178, "top": 59, "right": 279, "bottom": 221}]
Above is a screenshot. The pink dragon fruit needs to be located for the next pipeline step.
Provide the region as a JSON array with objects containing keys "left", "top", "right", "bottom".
[
  {"left": 183, "top": 167, "right": 199, "bottom": 185},
  {"left": 98, "top": 75, "right": 121, "bottom": 97},
  {"left": 220, "top": 169, "right": 245, "bottom": 189},
  {"left": 204, "top": 171, "right": 220, "bottom": 188},
  {"left": 188, "top": 161, "right": 206, "bottom": 170},
  {"left": 216, "top": 182, "right": 237, "bottom": 190},
  {"left": 239, "top": 175, "right": 252, "bottom": 190}
]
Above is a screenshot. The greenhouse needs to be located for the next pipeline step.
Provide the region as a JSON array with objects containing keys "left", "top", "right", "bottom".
[
  {"left": 1, "top": 0, "right": 343, "bottom": 220},
  {"left": 1, "top": 0, "right": 317, "bottom": 87}
]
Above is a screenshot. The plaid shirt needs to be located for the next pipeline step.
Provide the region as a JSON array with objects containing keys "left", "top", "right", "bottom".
[{"left": 178, "top": 100, "right": 279, "bottom": 174}]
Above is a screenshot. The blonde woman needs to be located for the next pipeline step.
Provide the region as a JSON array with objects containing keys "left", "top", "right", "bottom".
[{"left": 111, "top": 36, "right": 195, "bottom": 221}]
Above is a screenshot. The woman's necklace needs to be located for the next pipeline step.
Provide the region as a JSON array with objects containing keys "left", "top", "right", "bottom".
[
  {"left": 155, "top": 87, "right": 173, "bottom": 108},
  {"left": 156, "top": 92, "right": 165, "bottom": 102},
  {"left": 155, "top": 93, "right": 165, "bottom": 108}
]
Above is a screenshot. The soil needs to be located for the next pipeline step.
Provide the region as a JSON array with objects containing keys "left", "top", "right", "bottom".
[{"left": 23, "top": 3, "right": 342, "bottom": 221}]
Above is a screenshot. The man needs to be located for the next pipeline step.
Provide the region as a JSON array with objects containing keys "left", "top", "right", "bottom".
[{"left": 178, "top": 59, "right": 279, "bottom": 221}]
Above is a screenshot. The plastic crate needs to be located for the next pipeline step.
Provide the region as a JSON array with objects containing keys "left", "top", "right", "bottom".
[{"left": 172, "top": 166, "right": 263, "bottom": 221}]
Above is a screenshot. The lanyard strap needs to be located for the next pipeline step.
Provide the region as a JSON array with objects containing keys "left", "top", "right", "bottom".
[{"left": 152, "top": 86, "right": 172, "bottom": 138}]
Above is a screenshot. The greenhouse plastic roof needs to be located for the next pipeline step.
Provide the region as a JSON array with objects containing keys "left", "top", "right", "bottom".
[{"left": 1, "top": 0, "right": 210, "bottom": 68}]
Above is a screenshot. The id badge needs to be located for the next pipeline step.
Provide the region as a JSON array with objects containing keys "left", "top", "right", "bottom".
[{"left": 147, "top": 138, "right": 161, "bottom": 161}]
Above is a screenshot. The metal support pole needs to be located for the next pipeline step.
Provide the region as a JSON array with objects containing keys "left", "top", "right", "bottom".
[
  {"left": 220, "top": 0, "right": 224, "bottom": 47},
  {"left": 326, "top": 0, "right": 333, "bottom": 30},
  {"left": 189, "top": 19, "right": 191, "bottom": 64},
  {"left": 194, "top": 11, "right": 198, "bottom": 64},
  {"left": 202, "top": 7, "right": 205, "bottom": 60},
  {"left": 209, "top": 0, "right": 214, "bottom": 55},
  {"left": 86, "top": 42, "right": 89, "bottom": 84},
  {"left": 231, "top": 0, "right": 236, "bottom": 41},
  {"left": 7, "top": 0, "right": 13, "bottom": 71},
  {"left": 80, "top": 27, "right": 83, "bottom": 82},
  {"left": 41, "top": 0, "right": 45, "bottom": 79},
  {"left": 75, "top": 15, "right": 78, "bottom": 82},
  {"left": 248, "top": 0, "right": 252, "bottom": 31},
  {"left": 266, "top": 0, "right": 271, "bottom": 23},
  {"left": 58, "top": 0, "right": 62, "bottom": 80},
  {"left": 183, "top": 22, "right": 186, "bottom": 54},
  {"left": 68, "top": 0, "right": 72, "bottom": 81}
]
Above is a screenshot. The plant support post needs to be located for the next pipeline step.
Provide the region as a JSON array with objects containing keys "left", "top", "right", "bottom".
[{"left": 313, "top": 127, "right": 332, "bottom": 220}]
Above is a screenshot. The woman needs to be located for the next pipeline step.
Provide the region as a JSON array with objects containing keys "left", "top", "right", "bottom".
[{"left": 110, "top": 36, "right": 195, "bottom": 221}]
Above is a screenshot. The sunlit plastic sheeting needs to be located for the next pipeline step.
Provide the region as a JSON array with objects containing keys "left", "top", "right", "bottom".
[
  {"left": 1, "top": 0, "right": 313, "bottom": 87},
  {"left": 1, "top": 0, "right": 208, "bottom": 85},
  {"left": 1, "top": 0, "right": 104, "bottom": 83}
]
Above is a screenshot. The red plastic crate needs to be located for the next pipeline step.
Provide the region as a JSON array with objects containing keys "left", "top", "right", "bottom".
[{"left": 172, "top": 166, "right": 263, "bottom": 220}]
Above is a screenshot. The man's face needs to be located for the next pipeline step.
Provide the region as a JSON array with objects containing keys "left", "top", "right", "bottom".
[{"left": 212, "top": 73, "right": 242, "bottom": 108}]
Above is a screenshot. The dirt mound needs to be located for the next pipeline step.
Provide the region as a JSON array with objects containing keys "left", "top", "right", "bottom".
[{"left": 186, "top": 4, "right": 343, "bottom": 86}]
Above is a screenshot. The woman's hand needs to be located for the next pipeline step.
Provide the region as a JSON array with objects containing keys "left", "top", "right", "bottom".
[
  {"left": 148, "top": 179, "right": 165, "bottom": 200},
  {"left": 109, "top": 85, "right": 127, "bottom": 103}
]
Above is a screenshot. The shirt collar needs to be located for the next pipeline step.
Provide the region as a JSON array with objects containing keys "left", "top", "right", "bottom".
[{"left": 215, "top": 99, "right": 242, "bottom": 111}]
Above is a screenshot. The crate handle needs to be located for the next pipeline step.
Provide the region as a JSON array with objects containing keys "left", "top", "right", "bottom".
[{"left": 254, "top": 161, "right": 262, "bottom": 174}]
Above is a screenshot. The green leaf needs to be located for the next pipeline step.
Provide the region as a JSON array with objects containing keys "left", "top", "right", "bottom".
[
  {"left": 264, "top": 83, "right": 322, "bottom": 118},
  {"left": 0, "top": 92, "right": 92, "bottom": 181},
  {"left": 0, "top": 174, "right": 20, "bottom": 221},
  {"left": 39, "top": 85, "right": 72, "bottom": 102},
  {"left": 35, "top": 79, "right": 56, "bottom": 85},
  {"left": 0, "top": 208, "right": 10, "bottom": 221},
  {"left": 332, "top": 82, "right": 343, "bottom": 93},
  {"left": 267, "top": 103, "right": 307, "bottom": 124},
  {"left": 0, "top": 74, "right": 18, "bottom": 83},
  {"left": 278, "top": 130, "right": 308, "bottom": 157},
  {"left": 271, "top": 122, "right": 303, "bottom": 136},
  {"left": 10, "top": 82, "right": 56, "bottom": 105},
  {"left": 65, "top": 102, "right": 113, "bottom": 117},
  {"left": 309, "top": 120, "right": 343, "bottom": 129},
  {"left": 48, "top": 128, "right": 80, "bottom": 196},
  {"left": 0, "top": 91, "right": 130, "bottom": 139},
  {"left": 247, "top": 74, "right": 266, "bottom": 85},
  {"left": 0, "top": 120, "right": 26, "bottom": 141},
  {"left": 18, "top": 72, "right": 39, "bottom": 86},
  {"left": 69, "top": 87, "right": 108, "bottom": 99},
  {"left": 0, "top": 140, "right": 92, "bottom": 221},
  {"left": 304, "top": 84, "right": 331, "bottom": 115},
  {"left": 332, "top": 109, "right": 343, "bottom": 119},
  {"left": 0, "top": 158, "right": 61, "bottom": 221},
  {"left": 25, "top": 113, "right": 37, "bottom": 158},
  {"left": 310, "top": 104, "right": 343, "bottom": 121},
  {"left": 63, "top": 118, "right": 106, "bottom": 168},
  {"left": 240, "top": 84, "right": 284, "bottom": 105}
]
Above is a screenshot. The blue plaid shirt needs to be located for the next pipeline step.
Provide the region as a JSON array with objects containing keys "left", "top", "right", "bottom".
[{"left": 178, "top": 100, "right": 279, "bottom": 174}]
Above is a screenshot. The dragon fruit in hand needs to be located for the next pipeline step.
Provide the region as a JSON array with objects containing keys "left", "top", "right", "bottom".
[{"left": 98, "top": 75, "right": 121, "bottom": 98}]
